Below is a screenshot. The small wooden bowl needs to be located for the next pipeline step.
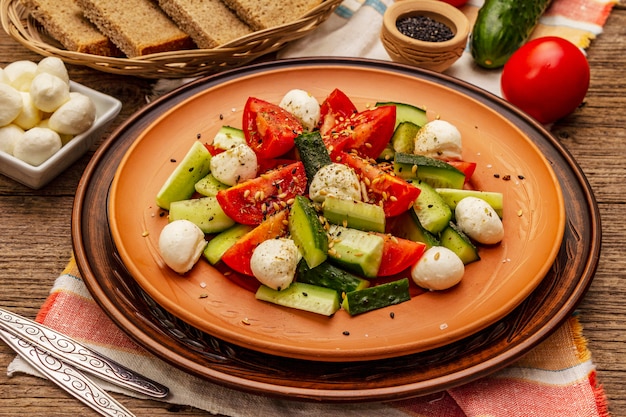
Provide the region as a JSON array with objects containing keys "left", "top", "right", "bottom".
[{"left": 381, "top": 0, "right": 470, "bottom": 72}]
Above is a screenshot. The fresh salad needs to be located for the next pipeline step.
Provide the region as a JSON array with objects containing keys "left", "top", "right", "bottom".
[{"left": 155, "top": 88, "right": 505, "bottom": 317}]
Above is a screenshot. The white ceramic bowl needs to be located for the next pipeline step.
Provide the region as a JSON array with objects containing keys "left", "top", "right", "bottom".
[{"left": 0, "top": 81, "right": 121, "bottom": 189}]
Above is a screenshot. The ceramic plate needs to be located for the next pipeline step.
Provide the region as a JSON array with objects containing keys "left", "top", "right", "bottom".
[
  {"left": 74, "top": 59, "right": 599, "bottom": 400},
  {"left": 105, "top": 59, "right": 565, "bottom": 362}
]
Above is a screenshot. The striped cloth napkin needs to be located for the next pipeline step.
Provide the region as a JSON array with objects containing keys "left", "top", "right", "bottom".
[{"left": 8, "top": 257, "right": 610, "bottom": 416}]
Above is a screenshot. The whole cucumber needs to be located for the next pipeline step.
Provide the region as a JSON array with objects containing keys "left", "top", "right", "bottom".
[{"left": 470, "top": 0, "right": 553, "bottom": 69}]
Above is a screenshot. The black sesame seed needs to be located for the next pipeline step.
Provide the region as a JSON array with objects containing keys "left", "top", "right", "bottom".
[
  {"left": 396, "top": 15, "right": 454, "bottom": 42},
  {"left": 343, "top": 331, "right": 350, "bottom": 336}
]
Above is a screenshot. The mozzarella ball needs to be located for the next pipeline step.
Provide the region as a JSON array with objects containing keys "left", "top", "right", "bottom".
[
  {"left": 4, "top": 60, "right": 38, "bottom": 91},
  {"left": 48, "top": 92, "right": 96, "bottom": 135},
  {"left": 0, "top": 83, "right": 23, "bottom": 126},
  {"left": 13, "top": 127, "right": 62, "bottom": 166},
  {"left": 411, "top": 246, "right": 464, "bottom": 290},
  {"left": 212, "top": 128, "right": 246, "bottom": 150},
  {"left": 36, "top": 57, "right": 70, "bottom": 84},
  {"left": 209, "top": 143, "right": 258, "bottom": 186},
  {"left": 0, "top": 124, "right": 24, "bottom": 155},
  {"left": 38, "top": 118, "right": 74, "bottom": 145},
  {"left": 455, "top": 197, "right": 504, "bottom": 245},
  {"left": 414, "top": 119, "right": 462, "bottom": 161},
  {"left": 14, "top": 92, "right": 42, "bottom": 130},
  {"left": 309, "top": 162, "right": 362, "bottom": 203},
  {"left": 250, "top": 238, "right": 301, "bottom": 291},
  {"left": 279, "top": 89, "right": 320, "bottom": 131},
  {"left": 158, "top": 219, "right": 207, "bottom": 274},
  {"left": 29, "top": 72, "right": 71, "bottom": 113}
]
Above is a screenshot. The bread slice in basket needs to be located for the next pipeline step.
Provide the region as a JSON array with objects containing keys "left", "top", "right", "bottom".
[
  {"left": 222, "top": 0, "right": 324, "bottom": 30},
  {"left": 20, "top": 0, "right": 121, "bottom": 56},
  {"left": 76, "top": 0, "right": 195, "bottom": 57}
]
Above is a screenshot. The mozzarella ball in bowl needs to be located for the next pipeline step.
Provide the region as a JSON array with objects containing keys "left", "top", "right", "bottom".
[{"left": 12, "top": 127, "right": 62, "bottom": 166}]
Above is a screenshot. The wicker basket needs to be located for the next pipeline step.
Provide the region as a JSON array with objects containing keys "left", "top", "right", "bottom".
[{"left": 0, "top": 0, "right": 342, "bottom": 79}]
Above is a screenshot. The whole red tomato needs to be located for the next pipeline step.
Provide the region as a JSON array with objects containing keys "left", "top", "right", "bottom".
[
  {"left": 439, "top": 0, "right": 468, "bottom": 7},
  {"left": 501, "top": 37, "right": 590, "bottom": 124}
]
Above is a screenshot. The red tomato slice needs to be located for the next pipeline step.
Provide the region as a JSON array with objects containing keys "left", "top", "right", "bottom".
[
  {"left": 334, "top": 152, "right": 420, "bottom": 218},
  {"left": 243, "top": 97, "right": 303, "bottom": 159},
  {"left": 323, "top": 105, "right": 396, "bottom": 159},
  {"left": 318, "top": 88, "right": 358, "bottom": 136},
  {"left": 376, "top": 233, "right": 426, "bottom": 277},
  {"left": 220, "top": 210, "right": 289, "bottom": 276},
  {"left": 216, "top": 161, "right": 307, "bottom": 225},
  {"left": 447, "top": 161, "right": 477, "bottom": 183}
]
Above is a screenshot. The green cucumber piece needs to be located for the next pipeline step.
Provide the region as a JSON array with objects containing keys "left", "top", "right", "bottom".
[
  {"left": 412, "top": 180, "right": 452, "bottom": 235},
  {"left": 294, "top": 131, "right": 332, "bottom": 184},
  {"left": 195, "top": 173, "right": 229, "bottom": 197},
  {"left": 440, "top": 222, "right": 480, "bottom": 265},
  {"left": 289, "top": 195, "right": 328, "bottom": 268},
  {"left": 156, "top": 141, "right": 212, "bottom": 210},
  {"left": 375, "top": 101, "right": 428, "bottom": 129},
  {"left": 391, "top": 121, "right": 420, "bottom": 154},
  {"left": 394, "top": 152, "right": 465, "bottom": 189},
  {"left": 342, "top": 278, "right": 411, "bottom": 316},
  {"left": 388, "top": 210, "right": 440, "bottom": 248},
  {"left": 436, "top": 188, "right": 504, "bottom": 218},
  {"left": 327, "top": 225, "right": 384, "bottom": 278},
  {"left": 322, "top": 195, "right": 386, "bottom": 233},
  {"left": 255, "top": 282, "right": 341, "bottom": 316},
  {"left": 471, "top": 0, "right": 553, "bottom": 69},
  {"left": 203, "top": 223, "right": 253, "bottom": 265},
  {"left": 296, "top": 259, "right": 370, "bottom": 295},
  {"left": 169, "top": 196, "right": 235, "bottom": 234},
  {"left": 212, "top": 125, "right": 246, "bottom": 150}
]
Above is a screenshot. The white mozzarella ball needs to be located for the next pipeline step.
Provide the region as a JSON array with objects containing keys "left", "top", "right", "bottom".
[
  {"left": 209, "top": 143, "right": 258, "bottom": 186},
  {"left": 36, "top": 57, "right": 70, "bottom": 84},
  {"left": 14, "top": 92, "right": 42, "bottom": 130},
  {"left": 250, "top": 238, "right": 301, "bottom": 291},
  {"left": 29, "top": 72, "right": 71, "bottom": 113},
  {"left": 12, "top": 127, "right": 62, "bottom": 166},
  {"left": 0, "top": 83, "right": 23, "bottom": 126},
  {"left": 0, "top": 124, "right": 24, "bottom": 155},
  {"left": 279, "top": 89, "right": 320, "bottom": 131},
  {"left": 414, "top": 119, "right": 462, "bottom": 161},
  {"left": 48, "top": 92, "right": 96, "bottom": 135},
  {"left": 309, "top": 162, "right": 362, "bottom": 203},
  {"left": 158, "top": 219, "right": 207, "bottom": 274},
  {"left": 455, "top": 197, "right": 504, "bottom": 245},
  {"left": 3, "top": 60, "right": 38, "bottom": 91},
  {"left": 411, "top": 246, "right": 464, "bottom": 290}
]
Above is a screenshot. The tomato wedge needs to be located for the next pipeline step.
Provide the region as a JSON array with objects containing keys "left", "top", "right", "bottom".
[
  {"left": 220, "top": 210, "right": 289, "bottom": 276},
  {"left": 243, "top": 97, "right": 303, "bottom": 159},
  {"left": 318, "top": 88, "right": 358, "bottom": 136},
  {"left": 216, "top": 161, "right": 306, "bottom": 225},
  {"left": 323, "top": 105, "right": 396, "bottom": 159},
  {"left": 376, "top": 233, "right": 426, "bottom": 277},
  {"left": 334, "top": 152, "right": 420, "bottom": 217}
]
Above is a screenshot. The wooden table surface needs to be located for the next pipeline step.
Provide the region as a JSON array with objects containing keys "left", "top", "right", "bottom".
[{"left": 1, "top": 4, "right": 625, "bottom": 416}]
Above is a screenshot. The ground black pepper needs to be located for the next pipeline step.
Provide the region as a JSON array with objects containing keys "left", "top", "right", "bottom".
[{"left": 396, "top": 15, "right": 454, "bottom": 42}]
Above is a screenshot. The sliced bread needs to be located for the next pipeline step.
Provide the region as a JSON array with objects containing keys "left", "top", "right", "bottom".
[
  {"left": 221, "top": 0, "right": 324, "bottom": 31},
  {"left": 76, "top": 0, "right": 195, "bottom": 57},
  {"left": 158, "top": 0, "right": 252, "bottom": 49},
  {"left": 20, "top": 0, "right": 121, "bottom": 56}
]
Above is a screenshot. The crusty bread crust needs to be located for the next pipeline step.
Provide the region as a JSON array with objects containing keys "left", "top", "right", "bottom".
[
  {"left": 222, "top": 0, "right": 324, "bottom": 31},
  {"left": 158, "top": 0, "right": 252, "bottom": 49},
  {"left": 76, "top": 0, "right": 195, "bottom": 57},
  {"left": 20, "top": 0, "right": 121, "bottom": 56}
]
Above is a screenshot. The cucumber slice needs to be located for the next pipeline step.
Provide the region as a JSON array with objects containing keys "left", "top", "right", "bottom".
[
  {"left": 156, "top": 141, "right": 212, "bottom": 210},
  {"left": 296, "top": 259, "right": 370, "bottom": 295},
  {"left": 375, "top": 101, "right": 428, "bottom": 129},
  {"left": 342, "top": 278, "right": 411, "bottom": 316},
  {"left": 387, "top": 210, "right": 440, "bottom": 248},
  {"left": 203, "top": 223, "right": 253, "bottom": 265},
  {"left": 327, "top": 225, "right": 384, "bottom": 278},
  {"left": 322, "top": 195, "right": 386, "bottom": 233},
  {"left": 294, "top": 131, "right": 332, "bottom": 184},
  {"left": 169, "top": 196, "right": 235, "bottom": 234},
  {"left": 391, "top": 121, "right": 420, "bottom": 154},
  {"left": 255, "top": 282, "right": 341, "bottom": 316},
  {"left": 289, "top": 195, "right": 328, "bottom": 268},
  {"left": 412, "top": 180, "right": 452, "bottom": 235},
  {"left": 194, "top": 173, "right": 229, "bottom": 197},
  {"left": 436, "top": 188, "right": 504, "bottom": 218},
  {"left": 440, "top": 222, "right": 480, "bottom": 264},
  {"left": 394, "top": 152, "right": 465, "bottom": 189}
]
